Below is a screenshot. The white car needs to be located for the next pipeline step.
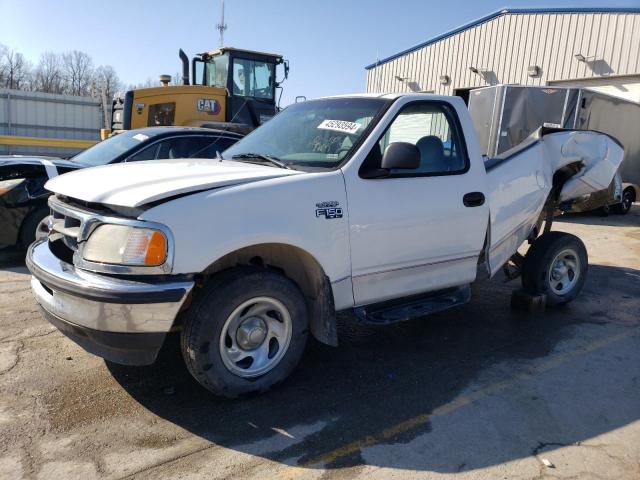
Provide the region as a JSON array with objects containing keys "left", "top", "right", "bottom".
[{"left": 27, "top": 93, "right": 623, "bottom": 396}]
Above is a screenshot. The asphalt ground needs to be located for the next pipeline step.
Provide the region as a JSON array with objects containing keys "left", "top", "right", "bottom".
[{"left": 1, "top": 207, "right": 639, "bottom": 479}]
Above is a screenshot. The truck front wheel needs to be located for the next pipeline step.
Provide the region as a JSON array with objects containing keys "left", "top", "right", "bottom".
[
  {"left": 521, "top": 232, "right": 588, "bottom": 306},
  {"left": 180, "top": 267, "right": 308, "bottom": 397}
]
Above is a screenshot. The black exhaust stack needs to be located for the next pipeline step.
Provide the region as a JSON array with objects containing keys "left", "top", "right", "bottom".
[{"left": 179, "top": 49, "right": 190, "bottom": 85}]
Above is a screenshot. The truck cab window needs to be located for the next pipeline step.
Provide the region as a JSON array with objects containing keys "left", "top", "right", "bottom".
[{"left": 379, "top": 103, "right": 466, "bottom": 175}]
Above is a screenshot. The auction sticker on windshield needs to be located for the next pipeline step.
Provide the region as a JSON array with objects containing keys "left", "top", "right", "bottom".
[{"left": 318, "top": 119, "right": 361, "bottom": 135}]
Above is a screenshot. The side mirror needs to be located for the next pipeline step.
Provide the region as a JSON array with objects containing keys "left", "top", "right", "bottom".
[{"left": 381, "top": 142, "right": 421, "bottom": 170}]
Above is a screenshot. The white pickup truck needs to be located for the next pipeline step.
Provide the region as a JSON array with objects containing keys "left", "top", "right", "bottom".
[{"left": 27, "top": 93, "right": 623, "bottom": 397}]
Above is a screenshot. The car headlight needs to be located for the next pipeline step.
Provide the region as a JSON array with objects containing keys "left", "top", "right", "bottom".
[{"left": 82, "top": 224, "right": 168, "bottom": 266}]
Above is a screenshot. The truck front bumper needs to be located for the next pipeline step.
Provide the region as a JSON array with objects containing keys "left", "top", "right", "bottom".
[{"left": 26, "top": 240, "right": 194, "bottom": 365}]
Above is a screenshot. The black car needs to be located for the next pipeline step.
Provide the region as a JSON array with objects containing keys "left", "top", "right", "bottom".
[{"left": 0, "top": 127, "right": 242, "bottom": 251}]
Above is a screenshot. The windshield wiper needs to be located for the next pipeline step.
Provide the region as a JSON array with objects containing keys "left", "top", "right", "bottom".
[{"left": 231, "top": 153, "right": 291, "bottom": 170}]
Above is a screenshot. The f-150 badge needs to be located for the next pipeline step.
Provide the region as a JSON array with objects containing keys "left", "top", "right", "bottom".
[{"left": 316, "top": 201, "right": 343, "bottom": 219}]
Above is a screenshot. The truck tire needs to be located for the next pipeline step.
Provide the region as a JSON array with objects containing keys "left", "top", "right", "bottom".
[
  {"left": 613, "top": 187, "right": 634, "bottom": 215},
  {"left": 180, "top": 267, "right": 308, "bottom": 397},
  {"left": 521, "top": 231, "right": 588, "bottom": 306}
]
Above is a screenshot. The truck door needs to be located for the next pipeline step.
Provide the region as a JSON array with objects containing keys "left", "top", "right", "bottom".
[{"left": 346, "top": 101, "right": 489, "bottom": 306}]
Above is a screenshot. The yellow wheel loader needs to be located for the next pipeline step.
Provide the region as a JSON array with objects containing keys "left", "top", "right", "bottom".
[{"left": 107, "top": 47, "right": 288, "bottom": 138}]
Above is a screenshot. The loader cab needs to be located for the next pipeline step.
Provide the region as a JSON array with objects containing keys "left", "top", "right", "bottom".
[
  {"left": 108, "top": 47, "right": 288, "bottom": 137},
  {"left": 191, "top": 48, "right": 288, "bottom": 129}
]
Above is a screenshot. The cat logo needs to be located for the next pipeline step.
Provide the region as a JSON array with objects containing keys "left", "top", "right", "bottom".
[{"left": 196, "top": 98, "right": 221, "bottom": 115}]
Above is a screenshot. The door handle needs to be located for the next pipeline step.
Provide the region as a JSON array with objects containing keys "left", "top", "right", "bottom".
[{"left": 463, "top": 192, "right": 485, "bottom": 207}]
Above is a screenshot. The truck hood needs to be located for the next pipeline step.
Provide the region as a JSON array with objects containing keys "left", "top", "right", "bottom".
[{"left": 44, "top": 158, "right": 302, "bottom": 208}]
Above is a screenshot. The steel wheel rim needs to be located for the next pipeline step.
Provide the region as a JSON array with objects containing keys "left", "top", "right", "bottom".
[
  {"left": 219, "top": 296, "right": 292, "bottom": 378},
  {"left": 622, "top": 193, "right": 632, "bottom": 211},
  {"left": 548, "top": 248, "right": 581, "bottom": 295}
]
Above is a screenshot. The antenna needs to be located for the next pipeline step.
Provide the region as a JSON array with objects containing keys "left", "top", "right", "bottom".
[{"left": 216, "top": 0, "right": 228, "bottom": 47}]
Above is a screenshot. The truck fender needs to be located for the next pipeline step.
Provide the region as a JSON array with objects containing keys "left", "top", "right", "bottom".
[{"left": 196, "top": 243, "right": 339, "bottom": 347}]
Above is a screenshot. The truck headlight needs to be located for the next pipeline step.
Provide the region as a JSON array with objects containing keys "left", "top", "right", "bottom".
[{"left": 82, "top": 224, "right": 168, "bottom": 266}]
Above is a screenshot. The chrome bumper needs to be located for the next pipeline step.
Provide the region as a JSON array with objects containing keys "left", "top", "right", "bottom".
[{"left": 26, "top": 240, "right": 194, "bottom": 364}]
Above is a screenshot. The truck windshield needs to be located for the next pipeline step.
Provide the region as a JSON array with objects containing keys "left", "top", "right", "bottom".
[{"left": 222, "top": 97, "right": 390, "bottom": 169}]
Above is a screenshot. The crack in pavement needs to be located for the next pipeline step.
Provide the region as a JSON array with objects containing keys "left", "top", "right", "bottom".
[
  {"left": 0, "top": 329, "right": 57, "bottom": 345},
  {"left": 0, "top": 340, "right": 24, "bottom": 376},
  {"left": 116, "top": 440, "right": 216, "bottom": 480}
]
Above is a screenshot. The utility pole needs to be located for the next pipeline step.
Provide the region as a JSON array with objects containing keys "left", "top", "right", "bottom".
[{"left": 216, "top": 0, "right": 228, "bottom": 47}]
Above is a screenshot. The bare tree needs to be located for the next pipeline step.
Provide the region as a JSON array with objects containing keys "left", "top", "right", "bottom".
[
  {"left": 33, "top": 51, "right": 64, "bottom": 93},
  {"left": 0, "top": 43, "right": 7, "bottom": 85},
  {"left": 171, "top": 71, "right": 182, "bottom": 86},
  {"left": 94, "top": 65, "right": 122, "bottom": 101},
  {"left": 94, "top": 65, "right": 124, "bottom": 128},
  {"left": 0, "top": 45, "right": 132, "bottom": 100},
  {"left": 128, "top": 77, "right": 158, "bottom": 90},
  {"left": 1, "top": 47, "right": 32, "bottom": 90},
  {"left": 62, "top": 50, "right": 94, "bottom": 96}
]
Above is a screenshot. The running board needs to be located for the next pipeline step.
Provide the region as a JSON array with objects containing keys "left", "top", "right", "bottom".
[{"left": 353, "top": 285, "right": 471, "bottom": 325}]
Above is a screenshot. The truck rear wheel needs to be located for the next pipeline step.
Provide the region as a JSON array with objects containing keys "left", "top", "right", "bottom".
[
  {"left": 180, "top": 267, "right": 308, "bottom": 397},
  {"left": 521, "top": 231, "right": 588, "bottom": 306}
]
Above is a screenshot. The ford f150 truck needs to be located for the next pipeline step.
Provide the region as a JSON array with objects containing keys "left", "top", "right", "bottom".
[{"left": 26, "top": 93, "right": 623, "bottom": 397}]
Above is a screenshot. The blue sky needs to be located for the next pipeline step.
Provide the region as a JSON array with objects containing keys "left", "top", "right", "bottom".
[{"left": 1, "top": 0, "right": 637, "bottom": 105}]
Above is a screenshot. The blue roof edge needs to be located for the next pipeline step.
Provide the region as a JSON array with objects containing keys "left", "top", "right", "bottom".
[{"left": 365, "top": 7, "right": 640, "bottom": 70}]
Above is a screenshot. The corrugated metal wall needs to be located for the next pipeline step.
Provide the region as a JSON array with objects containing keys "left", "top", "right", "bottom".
[
  {"left": 366, "top": 12, "right": 640, "bottom": 97},
  {"left": 0, "top": 88, "right": 102, "bottom": 156}
]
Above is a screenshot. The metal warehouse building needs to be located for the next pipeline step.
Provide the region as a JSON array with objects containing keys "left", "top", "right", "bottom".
[{"left": 366, "top": 7, "right": 640, "bottom": 103}]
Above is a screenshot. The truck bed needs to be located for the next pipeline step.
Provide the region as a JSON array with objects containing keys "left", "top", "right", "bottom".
[{"left": 483, "top": 129, "right": 623, "bottom": 276}]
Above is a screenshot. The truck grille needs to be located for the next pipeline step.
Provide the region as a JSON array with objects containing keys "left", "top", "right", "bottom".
[
  {"left": 47, "top": 195, "right": 99, "bottom": 261},
  {"left": 51, "top": 210, "right": 81, "bottom": 251}
]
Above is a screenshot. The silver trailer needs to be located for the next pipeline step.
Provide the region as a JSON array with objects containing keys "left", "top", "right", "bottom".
[
  {"left": 468, "top": 85, "right": 639, "bottom": 213},
  {"left": 0, "top": 88, "right": 102, "bottom": 158}
]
